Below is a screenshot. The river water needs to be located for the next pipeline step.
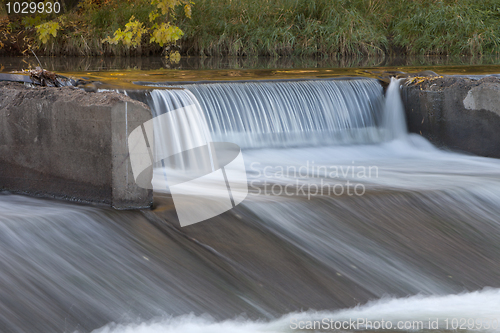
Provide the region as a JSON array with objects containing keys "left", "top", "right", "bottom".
[{"left": 0, "top": 67, "right": 500, "bottom": 332}]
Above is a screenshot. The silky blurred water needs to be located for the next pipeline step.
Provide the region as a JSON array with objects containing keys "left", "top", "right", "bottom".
[{"left": 1, "top": 78, "right": 500, "bottom": 333}]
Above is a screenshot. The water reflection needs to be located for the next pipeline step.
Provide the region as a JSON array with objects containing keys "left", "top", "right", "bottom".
[{"left": 1, "top": 55, "right": 500, "bottom": 72}]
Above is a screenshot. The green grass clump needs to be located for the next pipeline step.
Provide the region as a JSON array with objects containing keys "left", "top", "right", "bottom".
[
  {"left": 179, "top": 0, "right": 387, "bottom": 57},
  {"left": 390, "top": 0, "right": 500, "bottom": 55}
]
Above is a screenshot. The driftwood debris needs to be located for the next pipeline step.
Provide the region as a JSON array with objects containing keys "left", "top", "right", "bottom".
[{"left": 29, "top": 67, "right": 67, "bottom": 87}]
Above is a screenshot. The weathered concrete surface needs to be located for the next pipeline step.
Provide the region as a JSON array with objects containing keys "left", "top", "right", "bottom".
[
  {"left": 0, "top": 82, "right": 153, "bottom": 208},
  {"left": 402, "top": 76, "right": 500, "bottom": 158}
]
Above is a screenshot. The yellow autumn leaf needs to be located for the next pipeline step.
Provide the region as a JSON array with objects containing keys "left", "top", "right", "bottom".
[
  {"left": 184, "top": 4, "right": 192, "bottom": 18},
  {"left": 150, "top": 23, "right": 184, "bottom": 47},
  {"left": 149, "top": 11, "right": 160, "bottom": 22},
  {"left": 169, "top": 50, "right": 181, "bottom": 63},
  {"left": 103, "top": 17, "right": 146, "bottom": 48},
  {"left": 152, "top": 0, "right": 177, "bottom": 16},
  {"left": 35, "top": 22, "right": 60, "bottom": 44}
]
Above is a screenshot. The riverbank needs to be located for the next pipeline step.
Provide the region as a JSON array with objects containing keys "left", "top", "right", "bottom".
[{"left": 1, "top": 0, "right": 499, "bottom": 57}]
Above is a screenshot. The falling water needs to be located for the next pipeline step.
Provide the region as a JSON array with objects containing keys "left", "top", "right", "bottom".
[
  {"left": 148, "top": 79, "right": 385, "bottom": 148},
  {"left": 383, "top": 78, "right": 408, "bottom": 140}
]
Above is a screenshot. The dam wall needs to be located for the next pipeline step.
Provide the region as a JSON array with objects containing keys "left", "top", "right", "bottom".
[
  {"left": 1, "top": 75, "right": 499, "bottom": 208},
  {"left": 402, "top": 76, "right": 500, "bottom": 158},
  {"left": 0, "top": 82, "right": 152, "bottom": 209}
]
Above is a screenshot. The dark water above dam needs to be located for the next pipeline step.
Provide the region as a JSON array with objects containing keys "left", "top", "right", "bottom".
[
  {"left": 2, "top": 55, "right": 500, "bottom": 72},
  {"left": 2, "top": 56, "right": 500, "bottom": 90},
  {"left": 1, "top": 75, "right": 500, "bottom": 332}
]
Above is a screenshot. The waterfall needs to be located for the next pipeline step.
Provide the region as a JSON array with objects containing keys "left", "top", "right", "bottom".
[
  {"left": 383, "top": 78, "right": 408, "bottom": 140},
  {"left": 146, "top": 79, "right": 386, "bottom": 149}
]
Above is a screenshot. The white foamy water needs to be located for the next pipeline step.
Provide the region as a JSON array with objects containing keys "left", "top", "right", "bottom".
[
  {"left": 93, "top": 288, "right": 500, "bottom": 333},
  {"left": 148, "top": 78, "right": 500, "bottom": 198}
]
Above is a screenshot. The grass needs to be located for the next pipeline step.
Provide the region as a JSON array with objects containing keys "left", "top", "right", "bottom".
[
  {"left": 180, "top": 0, "right": 387, "bottom": 57},
  {"left": 1, "top": 0, "right": 499, "bottom": 57},
  {"left": 179, "top": 0, "right": 500, "bottom": 57},
  {"left": 391, "top": 0, "right": 500, "bottom": 55}
]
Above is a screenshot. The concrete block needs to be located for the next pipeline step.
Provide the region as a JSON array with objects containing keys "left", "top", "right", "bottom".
[
  {"left": 0, "top": 82, "right": 152, "bottom": 209},
  {"left": 402, "top": 76, "right": 500, "bottom": 158}
]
